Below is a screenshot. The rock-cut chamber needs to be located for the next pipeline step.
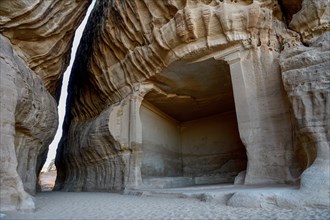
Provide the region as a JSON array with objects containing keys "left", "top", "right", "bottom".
[{"left": 139, "top": 58, "right": 247, "bottom": 188}]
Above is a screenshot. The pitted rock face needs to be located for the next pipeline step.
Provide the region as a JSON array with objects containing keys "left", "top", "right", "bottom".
[
  {"left": 278, "top": 0, "right": 303, "bottom": 23},
  {"left": 280, "top": 31, "right": 330, "bottom": 209},
  {"left": 289, "top": 0, "right": 330, "bottom": 44}
]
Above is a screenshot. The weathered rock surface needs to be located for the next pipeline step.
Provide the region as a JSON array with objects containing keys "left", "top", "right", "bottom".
[
  {"left": 0, "top": 0, "right": 91, "bottom": 212},
  {"left": 55, "top": 0, "right": 329, "bottom": 208},
  {"left": 289, "top": 0, "right": 330, "bottom": 44},
  {"left": 280, "top": 0, "right": 330, "bottom": 206},
  {"left": 1, "top": 0, "right": 329, "bottom": 212},
  {"left": 0, "top": 35, "right": 56, "bottom": 212},
  {"left": 278, "top": 0, "right": 303, "bottom": 24},
  {"left": 39, "top": 160, "right": 57, "bottom": 192},
  {"left": 56, "top": 0, "right": 310, "bottom": 195},
  {"left": 228, "top": 0, "right": 330, "bottom": 208},
  {"left": 0, "top": 0, "right": 92, "bottom": 97}
]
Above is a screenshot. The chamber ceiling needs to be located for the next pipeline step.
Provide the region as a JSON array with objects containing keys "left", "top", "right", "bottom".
[{"left": 145, "top": 58, "right": 235, "bottom": 122}]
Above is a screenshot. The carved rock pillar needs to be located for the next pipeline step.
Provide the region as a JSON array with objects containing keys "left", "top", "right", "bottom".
[
  {"left": 218, "top": 45, "right": 294, "bottom": 184},
  {"left": 123, "top": 88, "right": 145, "bottom": 189}
]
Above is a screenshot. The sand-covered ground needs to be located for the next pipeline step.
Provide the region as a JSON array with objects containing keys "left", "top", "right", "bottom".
[{"left": 2, "top": 191, "right": 329, "bottom": 220}]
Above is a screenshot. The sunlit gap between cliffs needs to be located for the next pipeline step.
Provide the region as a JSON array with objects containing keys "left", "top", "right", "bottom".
[{"left": 39, "top": 0, "right": 96, "bottom": 191}]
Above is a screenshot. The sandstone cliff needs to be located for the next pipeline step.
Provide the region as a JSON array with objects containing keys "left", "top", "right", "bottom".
[
  {"left": 228, "top": 0, "right": 330, "bottom": 208},
  {"left": 56, "top": 0, "right": 329, "bottom": 208},
  {"left": 0, "top": 0, "right": 329, "bottom": 212},
  {"left": 55, "top": 0, "right": 319, "bottom": 193},
  {"left": 280, "top": 0, "right": 330, "bottom": 207},
  {"left": 0, "top": 0, "right": 91, "bottom": 212}
]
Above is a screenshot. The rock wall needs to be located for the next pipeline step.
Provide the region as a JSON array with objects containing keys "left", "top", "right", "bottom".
[
  {"left": 1, "top": 0, "right": 328, "bottom": 211},
  {"left": 0, "top": 0, "right": 92, "bottom": 97},
  {"left": 228, "top": 0, "right": 329, "bottom": 208},
  {"left": 280, "top": 0, "right": 330, "bottom": 207},
  {"left": 0, "top": 0, "right": 91, "bottom": 212},
  {"left": 56, "top": 0, "right": 304, "bottom": 193},
  {"left": 0, "top": 35, "right": 47, "bottom": 212}
]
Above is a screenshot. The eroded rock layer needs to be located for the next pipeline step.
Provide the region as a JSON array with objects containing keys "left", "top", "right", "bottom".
[
  {"left": 280, "top": 0, "right": 330, "bottom": 206},
  {"left": 0, "top": 0, "right": 92, "bottom": 98},
  {"left": 56, "top": 0, "right": 315, "bottom": 195},
  {"left": 0, "top": 35, "right": 52, "bottom": 212},
  {"left": 228, "top": 0, "right": 330, "bottom": 208},
  {"left": 280, "top": 32, "right": 330, "bottom": 207},
  {"left": 0, "top": 0, "right": 91, "bottom": 212},
  {"left": 1, "top": 0, "right": 328, "bottom": 212}
]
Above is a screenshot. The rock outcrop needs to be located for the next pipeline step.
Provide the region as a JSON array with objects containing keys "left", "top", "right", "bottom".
[
  {"left": 55, "top": 0, "right": 316, "bottom": 194},
  {"left": 0, "top": 0, "right": 91, "bottom": 212},
  {"left": 0, "top": 0, "right": 328, "bottom": 212},
  {"left": 38, "top": 160, "right": 57, "bottom": 191},
  {"left": 228, "top": 0, "right": 330, "bottom": 208},
  {"left": 280, "top": 0, "right": 330, "bottom": 207}
]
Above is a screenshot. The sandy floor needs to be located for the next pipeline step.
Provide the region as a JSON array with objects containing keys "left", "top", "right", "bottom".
[{"left": 2, "top": 191, "right": 329, "bottom": 220}]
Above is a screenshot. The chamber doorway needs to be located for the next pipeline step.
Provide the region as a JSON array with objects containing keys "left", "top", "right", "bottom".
[{"left": 139, "top": 58, "right": 247, "bottom": 188}]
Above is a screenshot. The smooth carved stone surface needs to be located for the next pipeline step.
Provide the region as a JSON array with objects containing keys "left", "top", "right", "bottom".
[
  {"left": 57, "top": 0, "right": 297, "bottom": 194},
  {"left": 0, "top": 0, "right": 92, "bottom": 97},
  {"left": 0, "top": 35, "right": 57, "bottom": 211}
]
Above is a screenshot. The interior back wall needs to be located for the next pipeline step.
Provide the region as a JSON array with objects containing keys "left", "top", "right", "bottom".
[
  {"left": 181, "top": 111, "right": 246, "bottom": 177},
  {"left": 140, "top": 102, "right": 182, "bottom": 177}
]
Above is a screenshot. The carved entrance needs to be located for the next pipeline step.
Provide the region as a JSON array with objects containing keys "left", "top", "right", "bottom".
[{"left": 139, "top": 57, "right": 247, "bottom": 188}]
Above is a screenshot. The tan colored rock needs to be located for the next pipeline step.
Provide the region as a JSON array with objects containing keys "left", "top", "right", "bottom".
[
  {"left": 279, "top": 31, "right": 329, "bottom": 208},
  {"left": 0, "top": 0, "right": 91, "bottom": 212},
  {"left": 289, "top": 0, "right": 330, "bottom": 44},
  {"left": 56, "top": 0, "right": 298, "bottom": 194},
  {"left": 279, "top": 0, "right": 330, "bottom": 206},
  {"left": 0, "top": 0, "right": 92, "bottom": 96},
  {"left": 1, "top": 0, "right": 328, "bottom": 212},
  {"left": 39, "top": 160, "right": 57, "bottom": 192},
  {"left": 228, "top": 0, "right": 330, "bottom": 208},
  {"left": 0, "top": 35, "right": 56, "bottom": 211}
]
